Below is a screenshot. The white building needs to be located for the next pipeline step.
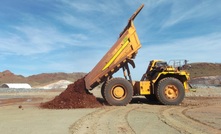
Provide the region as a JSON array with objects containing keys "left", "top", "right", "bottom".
[{"left": 0, "top": 83, "right": 32, "bottom": 89}]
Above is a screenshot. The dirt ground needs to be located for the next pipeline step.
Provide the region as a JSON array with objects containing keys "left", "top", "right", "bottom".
[{"left": 0, "top": 88, "right": 221, "bottom": 134}]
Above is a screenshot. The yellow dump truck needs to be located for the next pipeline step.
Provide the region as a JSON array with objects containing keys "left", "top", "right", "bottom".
[{"left": 84, "top": 4, "right": 190, "bottom": 106}]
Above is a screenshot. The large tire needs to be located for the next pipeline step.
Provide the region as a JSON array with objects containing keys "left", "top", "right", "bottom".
[
  {"left": 156, "top": 77, "right": 185, "bottom": 105},
  {"left": 104, "top": 77, "right": 133, "bottom": 106}
]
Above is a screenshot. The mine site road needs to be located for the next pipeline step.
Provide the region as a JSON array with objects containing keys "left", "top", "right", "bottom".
[
  {"left": 1, "top": 95, "right": 221, "bottom": 134},
  {"left": 69, "top": 103, "right": 221, "bottom": 134},
  {"left": 159, "top": 106, "right": 220, "bottom": 134}
]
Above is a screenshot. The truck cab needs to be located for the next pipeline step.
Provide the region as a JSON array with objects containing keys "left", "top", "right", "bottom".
[{"left": 135, "top": 60, "right": 190, "bottom": 104}]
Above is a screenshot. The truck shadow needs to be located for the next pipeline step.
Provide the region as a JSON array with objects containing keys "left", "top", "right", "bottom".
[
  {"left": 130, "top": 97, "right": 161, "bottom": 105},
  {"left": 96, "top": 97, "right": 161, "bottom": 106}
]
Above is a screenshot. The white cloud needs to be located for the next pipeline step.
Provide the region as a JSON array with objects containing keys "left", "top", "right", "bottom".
[
  {"left": 161, "top": 1, "right": 221, "bottom": 28},
  {"left": 138, "top": 33, "right": 221, "bottom": 63},
  {"left": 0, "top": 25, "right": 89, "bottom": 56},
  {"left": 56, "top": 13, "right": 100, "bottom": 32},
  {"left": 60, "top": 0, "right": 123, "bottom": 15}
]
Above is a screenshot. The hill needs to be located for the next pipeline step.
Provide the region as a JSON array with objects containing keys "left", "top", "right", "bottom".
[
  {"left": 187, "top": 62, "right": 221, "bottom": 78},
  {"left": 0, "top": 70, "right": 86, "bottom": 87},
  {"left": 27, "top": 72, "right": 86, "bottom": 87}
]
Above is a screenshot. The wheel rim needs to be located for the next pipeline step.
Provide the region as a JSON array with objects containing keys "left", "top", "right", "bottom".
[
  {"left": 111, "top": 85, "right": 126, "bottom": 100},
  {"left": 164, "top": 85, "right": 179, "bottom": 100}
]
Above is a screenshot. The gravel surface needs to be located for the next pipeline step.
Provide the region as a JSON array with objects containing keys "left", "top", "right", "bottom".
[
  {"left": 0, "top": 88, "right": 58, "bottom": 93},
  {"left": 0, "top": 86, "right": 221, "bottom": 134}
]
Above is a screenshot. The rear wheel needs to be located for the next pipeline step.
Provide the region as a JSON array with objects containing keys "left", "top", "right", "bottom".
[
  {"left": 104, "top": 77, "right": 133, "bottom": 106},
  {"left": 156, "top": 77, "right": 185, "bottom": 105}
]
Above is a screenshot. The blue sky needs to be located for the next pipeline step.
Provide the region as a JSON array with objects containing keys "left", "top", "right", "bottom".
[{"left": 0, "top": 0, "right": 221, "bottom": 79}]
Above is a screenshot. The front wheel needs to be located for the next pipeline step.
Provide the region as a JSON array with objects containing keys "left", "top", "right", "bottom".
[
  {"left": 104, "top": 77, "right": 133, "bottom": 106},
  {"left": 156, "top": 77, "right": 185, "bottom": 105}
]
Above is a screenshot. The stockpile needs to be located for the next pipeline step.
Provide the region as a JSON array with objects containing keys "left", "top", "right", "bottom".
[{"left": 40, "top": 77, "right": 102, "bottom": 109}]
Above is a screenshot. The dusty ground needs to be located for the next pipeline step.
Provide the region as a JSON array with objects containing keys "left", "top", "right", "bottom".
[{"left": 0, "top": 88, "right": 221, "bottom": 134}]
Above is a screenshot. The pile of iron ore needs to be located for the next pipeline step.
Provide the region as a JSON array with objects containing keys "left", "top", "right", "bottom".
[{"left": 40, "top": 77, "right": 102, "bottom": 109}]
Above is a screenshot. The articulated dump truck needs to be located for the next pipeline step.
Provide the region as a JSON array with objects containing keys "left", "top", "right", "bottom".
[{"left": 84, "top": 4, "right": 190, "bottom": 106}]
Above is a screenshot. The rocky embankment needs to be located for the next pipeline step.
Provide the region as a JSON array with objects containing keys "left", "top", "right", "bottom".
[
  {"left": 186, "top": 62, "right": 221, "bottom": 88},
  {"left": 189, "top": 76, "right": 221, "bottom": 88}
]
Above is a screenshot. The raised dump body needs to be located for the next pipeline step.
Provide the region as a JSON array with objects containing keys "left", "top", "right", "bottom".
[{"left": 85, "top": 5, "right": 144, "bottom": 90}]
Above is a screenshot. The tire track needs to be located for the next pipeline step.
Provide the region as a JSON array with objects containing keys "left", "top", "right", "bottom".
[
  {"left": 69, "top": 107, "right": 109, "bottom": 134},
  {"left": 69, "top": 105, "right": 138, "bottom": 134},
  {"left": 158, "top": 106, "right": 221, "bottom": 134}
]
